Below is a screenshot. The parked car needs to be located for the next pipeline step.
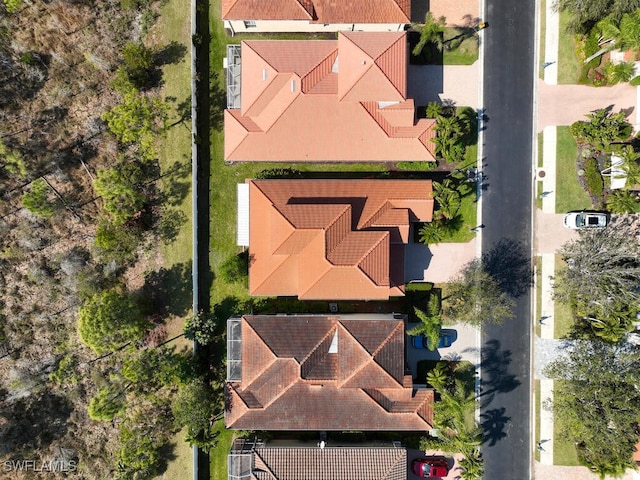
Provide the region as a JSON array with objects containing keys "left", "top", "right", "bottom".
[
  {"left": 412, "top": 330, "right": 455, "bottom": 350},
  {"left": 563, "top": 211, "right": 608, "bottom": 229},
  {"left": 412, "top": 457, "right": 449, "bottom": 478}
]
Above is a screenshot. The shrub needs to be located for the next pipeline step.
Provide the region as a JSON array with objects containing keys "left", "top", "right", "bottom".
[
  {"left": 584, "top": 158, "right": 604, "bottom": 196},
  {"left": 21, "top": 178, "right": 55, "bottom": 218},
  {"left": 218, "top": 252, "right": 248, "bottom": 284},
  {"left": 607, "top": 190, "right": 640, "bottom": 213},
  {"left": 630, "top": 76, "right": 640, "bottom": 86},
  {"left": 396, "top": 161, "right": 437, "bottom": 171},
  {"left": 254, "top": 168, "right": 302, "bottom": 179},
  {"left": 94, "top": 219, "right": 142, "bottom": 264}
]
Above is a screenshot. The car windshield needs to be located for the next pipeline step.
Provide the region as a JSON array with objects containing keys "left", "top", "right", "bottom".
[{"left": 575, "top": 214, "right": 586, "bottom": 227}]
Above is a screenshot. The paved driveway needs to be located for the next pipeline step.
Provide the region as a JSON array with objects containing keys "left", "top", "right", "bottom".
[
  {"left": 535, "top": 211, "right": 579, "bottom": 254},
  {"left": 407, "top": 321, "right": 480, "bottom": 382},
  {"left": 404, "top": 240, "right": 477, "bottom": 284},
  {"left": 537, "top": 79, "right": 638, "bottom": 132},
  {"left": 408, "top": 63, "right": 480, "bottom": 109}
]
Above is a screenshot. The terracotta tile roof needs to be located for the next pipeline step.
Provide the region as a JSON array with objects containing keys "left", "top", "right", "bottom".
[
  {"left": 229, "top": 446, "right": 408, "bottom": 480},
  {"left": 225, "top": 32, "right": 435, "bottom": 162},
  {"left": 248, "top": 179, "right": 433, "bottom": 300},
  {"left": 244, "top": 447, "right": 407, "bottom": 480},
  {"left": 222, "top": 0, "right": 410, "bottom": 23},
  {"left": 225, "top": 315, "right": 434, "bottom": 431},
  {"left": 222, "top": 0, "right": 314, "bottom": 20}
]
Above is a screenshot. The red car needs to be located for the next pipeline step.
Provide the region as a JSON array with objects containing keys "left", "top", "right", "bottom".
[{"left": 412, "top": 458, "right": 449, "bottom": 478}]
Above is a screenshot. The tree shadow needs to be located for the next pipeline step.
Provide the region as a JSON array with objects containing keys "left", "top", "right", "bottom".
[
  {"left": 154, "top": 41, "right": 188, "bottom": 67},
  {"left": 142, "top": 262, "right": 192, "bottom": 316},
  {"left": 480, "top": 339, "right": 520, "bottom": 406},
  {"left": 482, "top": 238, "right": 532, "bottom": 298},
  {"left": 210, "top": 71, "right": 226, "bottom": 131},
  {"left": 480, "top": 407, "right": 511, "bottom": 446},
  {"left": 158, "top": 208, "right": 188, "bottom": 244},
  {"left": 160, "top": 160, "right": 191, "bottom": 207},
  {"left": 0, "top": 391, "right": 72, "bottom": 455}
]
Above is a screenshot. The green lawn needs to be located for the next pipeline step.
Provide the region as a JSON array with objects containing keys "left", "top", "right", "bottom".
[
  {"left": 555, "top": 126, "right": 591, "bottom": 213},
  {"left": 557, "top": 11, "right": 581, "bottom": 85},
  {"left": 151, "top": 0, "right": 196, "bottom": 476},
  {"left": 554, "top": 255, "right": 574, "bottom": 339},
  {"left": 443, "top": 28, "right": 479, "bottom": 65},
  {"left": 553, "top": 381, "right": 580, "bottom": 466}
]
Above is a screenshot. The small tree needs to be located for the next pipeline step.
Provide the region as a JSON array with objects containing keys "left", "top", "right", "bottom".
[
  {"left": 94, "top": 162, "right": 146, "bottom": 226},
  {"left": 183, "top": 311, "right": 217, "bottom": 345},
  {"left": 120, "top": 42, "right": 155, "bottom": 90},
  {"left": 102, "top": 92, "right": 169, "bottom": 160},
  {"left": 607, "top": 190, "right": 640, "bottom": 213},
  {"left": 570, "top": 108, "right": 632, "bottom": 151},
  {"left": 407, "top": 307, "right": 441, "bottom": 350},
  {"left": 21, "top": 178, "right": 55, "bottom": 218},
  {"left": 412, "top": 13, "right": 446, "bottom": 56},
  {"left": 172, "top": 378, "right": 221, "bottom": 452},
  {"left": 442, "top": 259, "right": 515, "bottom": 327},
  {"left": 94, "top": 218, "right": 142, "bottom": 264},
  {"left": 77, "top": 289, "right": 149, "bottom": 354},
  {"left": 88, "top": 385, "right": 125, "bottom": 421}
]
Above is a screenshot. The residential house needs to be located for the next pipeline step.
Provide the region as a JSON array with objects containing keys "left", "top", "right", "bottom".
[
  {"left": 224, "top": 31, "right": 436, "bottom": 163},
  {"left": 225, "top": 314, "right": 434, "bottom": 431},
  {"left": 228, "top": 438, "right": 407, "bottom": 480},
  {"left": 237, "top": 179, "right": 434, "bottom": 300},
  {"left": 222, "top": 0, "right": 410, "bottom": 34}
]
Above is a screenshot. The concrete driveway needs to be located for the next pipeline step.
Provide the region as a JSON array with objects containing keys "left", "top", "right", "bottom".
[
  {"left": 537, "top": 79, "right": 638, "bottom": 132},
  {"left": 407, "top": 321, "right": 480, "bottom": 382},
  {"left": 408, "top": 63, "right": 480, "bottom": 109},
  {"left": 405, "top": 239, "right": 477, "bottom": 284}
]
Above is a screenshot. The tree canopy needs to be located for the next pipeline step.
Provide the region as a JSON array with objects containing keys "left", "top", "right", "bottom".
[
  {"left": 555, "top": 0, "right": 640, "bottom": 33},
  {"left": 544, "top": 340, "right": 640, "bottom": 477},
  {"left": 554, "top": 224, "right": 640, "bottom": 318},
  {"left": 77, "top": 289, "right": 149, "bottom": 354},
  {"left": 94, "top": 161, "right": 146, "bottom": 226},
  {"left": 569, "top": 108, "right": 632, "bottom": 150},
  {"left": 21, "top": 177, "right": 55, "bottom": 218},
  {"left": 442, "top": 259, "right": 515, "bottom": 327},
  {"left": 101, "top": 92, "right": 168, "bottom": 160}
]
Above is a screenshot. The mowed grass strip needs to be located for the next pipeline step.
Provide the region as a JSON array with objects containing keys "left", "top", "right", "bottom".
[{"left": 555, "top": 126, "right": 590, "bottom": 213}]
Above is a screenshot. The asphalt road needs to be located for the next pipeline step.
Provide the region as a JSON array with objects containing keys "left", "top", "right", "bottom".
[{"left": 480, "top": 0, "right": 535, "bottom": 479}]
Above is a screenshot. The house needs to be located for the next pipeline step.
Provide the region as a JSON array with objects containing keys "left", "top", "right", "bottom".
[
  {"left": 222, "top": 0, "right": 410, "bottom": 34},
  {"left": 225, "top": 314, "right": 434, "bottom": 431},
  {"left": 224, "top": 31, "right": 437, "bottom": 162},
  {"left": 228, "top": 438, "right": 407, "bottom": 480},
  {"left": 238, "top": 179, "right": 434, "bottom": 300}
]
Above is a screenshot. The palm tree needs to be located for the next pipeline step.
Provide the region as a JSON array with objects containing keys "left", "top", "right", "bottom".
[
  {"left": 412, "top": 13, "right": 446, "bottom": 56},
  {"left": 458, "top": 449, "right": 484, "bottom": 480},
  {"left": 598, "top": 10, "right": 640, "bottom": 53},
  {"left": 426, "top": 362, "right": 448, "bottom": 390},
  {"left": 607, "top": 190, "right": 640, "bottom": 213},
  {"left": 425, "top": 101, "right": 443, "bottom": 118},
  {"left": 605, "top": 60, "right": 636, "bottom": 84},
  {"left": 407, "top": 307, "right": 441, "bottom": 350},
  {"left": 418, "top": 221, "right": 444, "bottom": 245},
  {"left": 618, "top": 146, "right": 640, "bottom": 186},
  {"left": 433, "top": 179, "right": 462, "bottom": 220}
]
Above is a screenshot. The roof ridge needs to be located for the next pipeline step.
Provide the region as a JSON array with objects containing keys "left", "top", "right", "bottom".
[
  {"left": 336, "top": 323, "right": 380, "bottom": 388},
  {"left": 357, "top": 235, "right": 390, "bottom": 287},
  {"left": 299, "top": 324, "right": 336, "bottom": 365},
  {"left": 361, "top": 102, "right": 396, "bottom": 137},
  {"left": 253, "top": 449, "right": 278, "bottom": 480},
  {"left": 361, "top": 200, "right": 392, "bottom": 229},
  {"left": 374, "top": 35, "right": 405, "bottom": 99},
  {"left": 244, "top": 321, "right": 279, "bottom": 380},
  {"left": 370, "top": 321, "right": 403, "bottom": 358},
  {"left": 301, "top": 49, "right": 338, "bottom": 93}
]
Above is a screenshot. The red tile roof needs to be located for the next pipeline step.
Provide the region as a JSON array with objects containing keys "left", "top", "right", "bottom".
[
  {"left": 225, "top": 315, "right": 434, "bottom": 431},
  {"left": 236, "top": 446, "right": 407, "bottom": 480},
  {"left": 222, "top": 0, "right": 410, "bottom": 23},
  {"left": 247, "top": 179, "right": 434, "bottom": 300},
  {"left": 225, "top": 32, "right": 436, "bottom": 162}
]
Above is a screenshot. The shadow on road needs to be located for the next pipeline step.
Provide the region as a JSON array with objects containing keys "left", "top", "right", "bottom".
[
  {"left": 480, "top": 407, "right": 511, "bottom": 446},
  {"left": 482, "top": 238, "right": 532, "bottom": 298},
  {"left": 480, "top": 339, "right": 520, "bottom": 407}
]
